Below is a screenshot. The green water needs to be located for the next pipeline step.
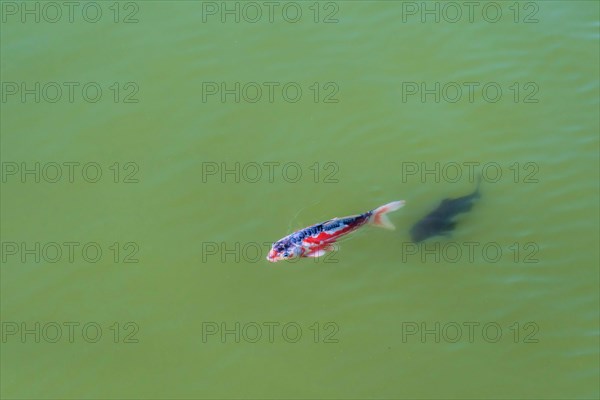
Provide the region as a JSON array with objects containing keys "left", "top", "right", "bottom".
[{"left": 1, "top": 1, "right": 599, "bottom": 399}]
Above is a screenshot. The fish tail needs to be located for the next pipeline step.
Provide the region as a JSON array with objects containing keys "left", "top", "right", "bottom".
[{"left": 369, "top": 200, "right": 405, "bottom": 230}]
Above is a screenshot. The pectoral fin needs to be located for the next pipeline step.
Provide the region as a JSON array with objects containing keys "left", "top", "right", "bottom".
[
  {"left": 305, "top": 244, "right": 339, "bottom": 258},
  {"left": 325, "top": 243, "right": 339, "bottom": 252},
  {"left": 306, "top": 249, "right": 327, "bottom": 258}
]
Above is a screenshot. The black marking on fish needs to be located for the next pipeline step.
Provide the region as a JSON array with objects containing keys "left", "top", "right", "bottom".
[{"left": 323, "top": 214, "right": 369, "bottom": 234}]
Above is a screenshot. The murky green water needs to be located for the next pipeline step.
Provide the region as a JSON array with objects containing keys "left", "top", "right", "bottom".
[{"left": 1, "top": 1, "right": 599, "bottom": 399}]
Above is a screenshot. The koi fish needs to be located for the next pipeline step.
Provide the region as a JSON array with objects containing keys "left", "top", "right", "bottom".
[{"left": 267, "top": 201, "right": 405, "bottom": 262}]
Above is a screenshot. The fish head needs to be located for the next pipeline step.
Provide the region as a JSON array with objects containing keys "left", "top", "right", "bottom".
[{"left": 267, "top": 240, "right": 302, "bottom": 262}]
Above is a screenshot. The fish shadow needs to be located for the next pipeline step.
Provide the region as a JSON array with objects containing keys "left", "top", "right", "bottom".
[{"left": 409, "top": 179, "right": 482, "bottom": 243}]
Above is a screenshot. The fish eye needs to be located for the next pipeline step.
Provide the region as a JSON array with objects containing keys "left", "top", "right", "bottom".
[{"left": 283, "top": 252, "right": 289, "bottom": 257}]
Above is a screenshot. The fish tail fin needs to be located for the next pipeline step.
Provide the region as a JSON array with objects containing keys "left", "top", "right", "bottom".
[{"left": 369, "top": 200, "right": 405, "bottom": 230}]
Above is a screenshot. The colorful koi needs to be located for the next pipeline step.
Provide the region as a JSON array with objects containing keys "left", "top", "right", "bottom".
[{"left": 267, "top": 201, "right": 405, "bottom": 262}]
